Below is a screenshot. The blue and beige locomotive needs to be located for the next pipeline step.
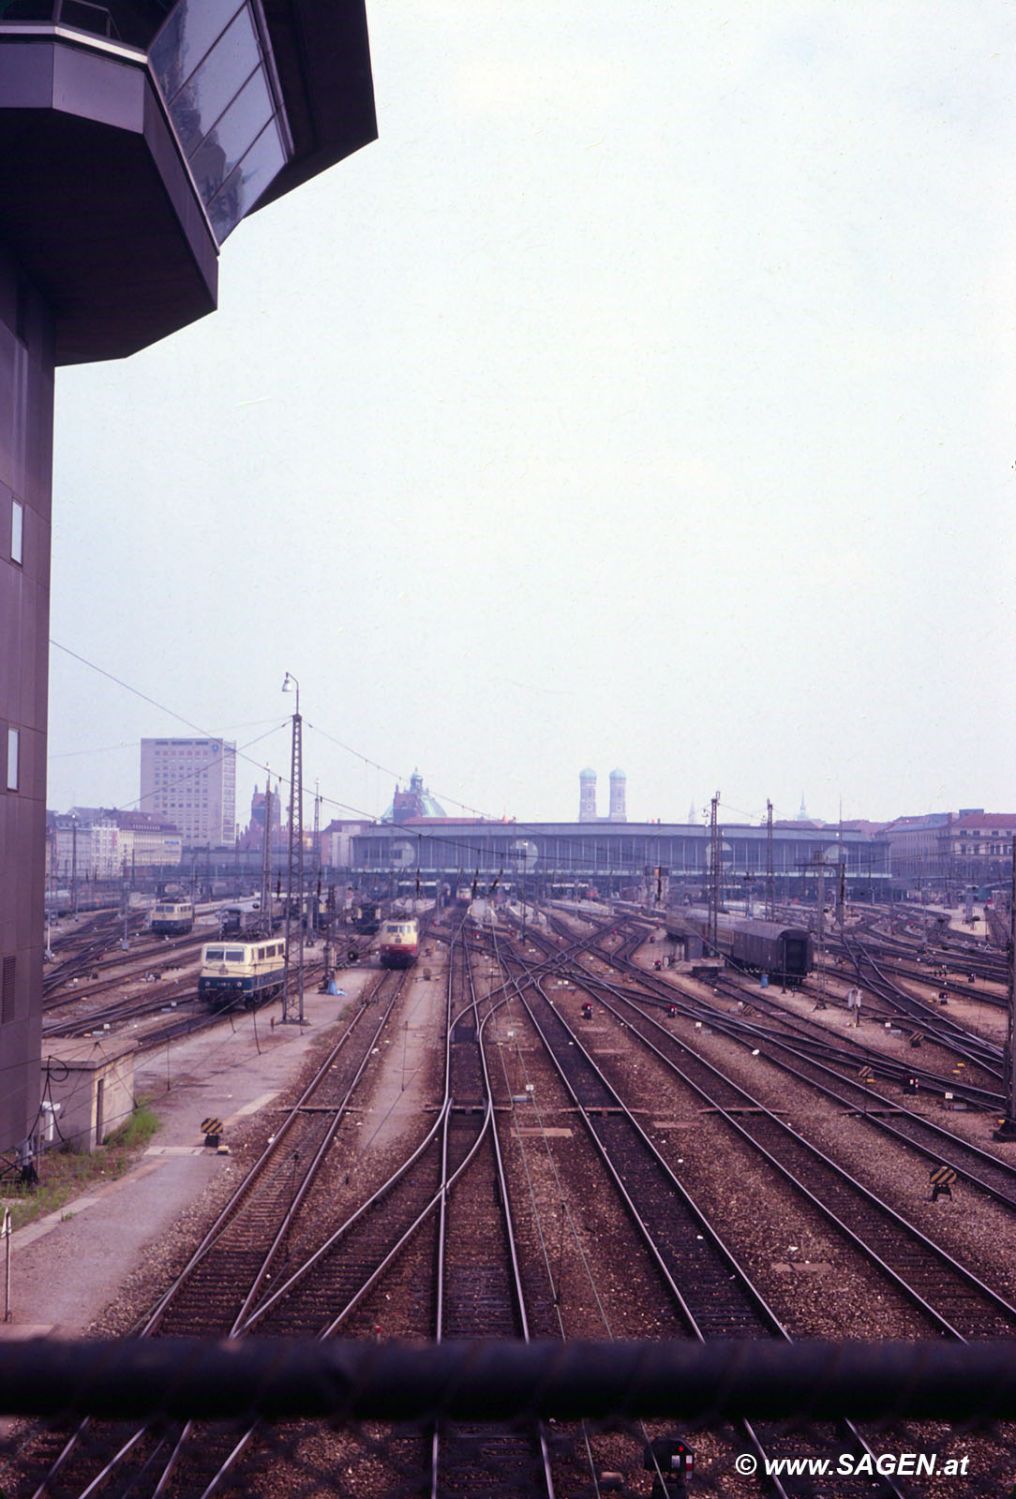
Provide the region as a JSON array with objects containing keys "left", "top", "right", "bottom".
[
  {"left": 150, "top": 900, "right": 195, "bottom": 935},
  {"left": 199, "top": 937, "right": 287, "bottom": 1009}
]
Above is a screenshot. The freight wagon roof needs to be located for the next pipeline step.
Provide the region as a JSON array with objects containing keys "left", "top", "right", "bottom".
[
  {"left": 671, "top": 909, "right": 808, "bottom": 941},
  {"left": 735, "top": 919, "right": 810, "bottom": 940}
]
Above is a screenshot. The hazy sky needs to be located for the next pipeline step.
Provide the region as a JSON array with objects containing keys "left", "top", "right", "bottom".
[{"left": 48, "top": 1, "right": 1016, "bottom": 832}]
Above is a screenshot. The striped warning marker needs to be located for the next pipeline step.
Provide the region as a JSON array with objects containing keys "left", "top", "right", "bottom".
[
  {"left": 201, "top": 1117, "right": 224, "bottom": 1141},
  {"left": 929, "top": 1164, "right": 957, "bottom": 1200}
]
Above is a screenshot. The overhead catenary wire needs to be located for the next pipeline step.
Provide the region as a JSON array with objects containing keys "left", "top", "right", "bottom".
[
  {"left": 50, "top": 639, "right": 866, "bottom": 879},
  {"left": 47, "top": 644, "right": 617, "bottom": 872}
]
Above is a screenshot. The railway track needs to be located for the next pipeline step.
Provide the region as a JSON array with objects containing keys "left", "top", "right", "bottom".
[
  {"left": 509, "top": 928, "right": 1016, "bottom": 1342},
  {"left": 843, "top": 939, "right": 1004, "bottom": 1081},
  {"left": 165, "top": 924, "right": 552, "bottom": 1498},
  {"left": 564, "top": 940, "right": 1016, "bottom": 1213},
  {"left": 491, "top": 929, "right": 909, "bottom": 1499},
  {"left": 30, "top": 964, "right": 414, "bottom": 1498},
  {"left": 594, "top": 936, "right": 1006, "bottom": 1111},
  {"left": 591, "top": 921, "right": 1006, "bottom": 1111},
  {"left": 431, "top": 936, "right": 552, "bottom": 1497},
  {"left": 30, "top": 919, "right": 556, "bottom": 1498}
]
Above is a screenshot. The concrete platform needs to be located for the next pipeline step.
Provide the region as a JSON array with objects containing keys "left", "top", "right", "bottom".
[{"left": 5, "top": 971, "right": 373, "bottom": 1337}]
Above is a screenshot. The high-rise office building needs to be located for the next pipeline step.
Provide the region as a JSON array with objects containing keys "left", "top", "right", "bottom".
[{"left": 140, "top": 738, "right": 237, "bottom": 847}]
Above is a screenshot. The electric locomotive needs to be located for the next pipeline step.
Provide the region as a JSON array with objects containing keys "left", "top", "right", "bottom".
[
  {"left": 198, "top": 937, "right": 286, "bottom": 1009},
  {"left": 379, "top": 917, "right": 419, "bottom": 969},
  {"left": 150, "top": 900, "right": 195, "bottom": 935}
]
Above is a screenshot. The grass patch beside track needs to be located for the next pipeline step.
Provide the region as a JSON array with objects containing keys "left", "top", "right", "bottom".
[{"left": 2, "top": 1099, "right": 161, "bottom": 1232}]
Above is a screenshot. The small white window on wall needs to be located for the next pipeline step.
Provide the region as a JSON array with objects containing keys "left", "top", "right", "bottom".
[
  {"left": 6, "top": 728, "right": 18, "bottom": 791},
  {"left": 11, "top": 500, "right": 22, "bottom": 565}
]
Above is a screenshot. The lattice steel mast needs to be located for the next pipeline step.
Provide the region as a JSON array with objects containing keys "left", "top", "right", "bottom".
[
  {"left": 260, "top": 777, "right": 273, "bottom": 939},
  {"left": 708, "top": 791, "right": 721, "bottom": 953},
  {"left": 283, "top": 673, "right": 305, "bottom": 1025}
]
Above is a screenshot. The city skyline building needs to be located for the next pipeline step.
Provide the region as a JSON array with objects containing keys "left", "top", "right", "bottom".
[
  {"left": 48, "top": 809, "right": 182, "bottom": 882},
  {"left": 239, "top": 781, "right": 283, "bottom": 853},
  {"left": 608, "top": 768, "right": 627, "bottom": 823},
  {"left": 579, "top": 767, "right": 627, "bottom": 823},
  {"left": 140, "top": 737, "right": 237, "bottom": 847},
  {"left": 381, "top": 770, "right": 447, "bottom": 824}
]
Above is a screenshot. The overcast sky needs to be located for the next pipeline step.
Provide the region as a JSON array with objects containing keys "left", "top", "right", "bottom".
[{"left": 48, "top": 0, "right": 1016, "bottom": 832}]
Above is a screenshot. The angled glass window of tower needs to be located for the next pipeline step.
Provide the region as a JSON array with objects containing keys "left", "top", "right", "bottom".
[{"left": 150, "top": 0, "right": 292, "bottom": 242}]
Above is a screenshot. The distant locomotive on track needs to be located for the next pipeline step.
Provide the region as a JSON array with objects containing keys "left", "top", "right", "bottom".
[
  {"left": 150, "top": 900, "right": 194, "bottom": 935},
  {"left": 379, "top": 917, "right": 419, "bottom": 969},
  {"left": 199, "top": 937, "right": 286, "bottom": 1009},
  {"left": 353, "top": 902, "right": 382, "bottom": 936},
  {"left": 666, "top": 907, "right": 812, "bottom": 986}
]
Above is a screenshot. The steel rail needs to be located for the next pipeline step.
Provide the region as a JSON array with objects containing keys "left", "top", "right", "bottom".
[
  {"left": 32, "top": 966, "right": 408, "bottom": 1499},
  {"left": 573, "top": 943, "right": 1016, "bottom": 1204},
  {"left": 611, "top": 970, "right": 1016, "bottom": 1212},
  {"left": 583, "top": 924, "right": 1005, "bottom": 1110},
  {"left": 429, "top": 929, "right": 554, "bottom": 1499},
  {"left": 846, "top": 938, "right": 1003, "bottom": 1076},
  {"left": 196, "top": 924, "right": 551, "bottom": 1499},
  {"left": 535, "top": 949, "right": 1016, "bottom": 1342},
  {"left": 493, "top": 936, "right": 898, "bottom": 1499},
  {"left": 154, "top": 947, "right": 462, "bottom": 1499}
]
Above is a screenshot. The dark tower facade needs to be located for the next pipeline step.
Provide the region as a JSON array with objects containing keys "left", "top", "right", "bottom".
[
  {"left": 0, "top": 263, "right": 53, "bottom": 1152},
  {"left": 0, "top": 0, "right": 375, "bottom": 1153}
]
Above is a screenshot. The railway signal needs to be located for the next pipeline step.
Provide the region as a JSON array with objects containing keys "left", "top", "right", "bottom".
[{"left": 645, "top": 1436, "right": 694, "bottom": 1495}]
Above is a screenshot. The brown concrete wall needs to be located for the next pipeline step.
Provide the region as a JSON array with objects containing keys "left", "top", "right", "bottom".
[{"left": 0, "top": 244, "right": 54, "bottom": 1151}]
